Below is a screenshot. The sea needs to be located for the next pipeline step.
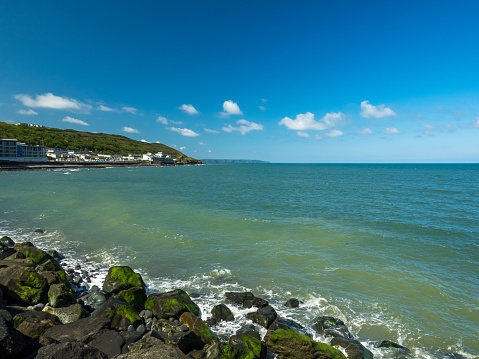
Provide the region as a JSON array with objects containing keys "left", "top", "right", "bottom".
[{"left": 0, "top": 163, "right": 478, "bottom": 358}]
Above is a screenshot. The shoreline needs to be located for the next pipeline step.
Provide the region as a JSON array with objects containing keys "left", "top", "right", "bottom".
[{"left": 0, "top": 161, "right": 201, "bottom": 171}]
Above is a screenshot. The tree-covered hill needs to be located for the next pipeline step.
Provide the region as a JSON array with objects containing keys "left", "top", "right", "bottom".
[{"left": 0, "top": 122, "right": 199, "bottom": 163}]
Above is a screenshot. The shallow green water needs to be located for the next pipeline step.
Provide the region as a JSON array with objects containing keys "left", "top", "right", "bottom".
[{"left": 1, "top": 164, "right": 478, "bottom": 358}]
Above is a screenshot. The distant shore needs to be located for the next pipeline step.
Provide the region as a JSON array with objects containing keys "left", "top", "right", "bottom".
[{"left": 0, "top": 161, "right": 198, "bottom": 171}]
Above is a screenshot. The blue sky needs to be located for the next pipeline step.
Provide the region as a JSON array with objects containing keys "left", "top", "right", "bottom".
[{"left": 1, "top": 1, "right": 478, "bottom": 163}]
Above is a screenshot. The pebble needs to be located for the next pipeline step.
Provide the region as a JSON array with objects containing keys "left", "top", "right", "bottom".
[
  {"left": 178, "top": 324, "right": 189, "bottom": 332},
  {"left": 127, "top": 325, "right": 135, "bottom": 332},
  {"left": 136, "top": 324, "right": 146, "bottom": 335}
]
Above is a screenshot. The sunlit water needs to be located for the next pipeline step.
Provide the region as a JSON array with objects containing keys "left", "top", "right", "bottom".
[{"left": 1, "top": 164, "right": 478, "bottom": 358}]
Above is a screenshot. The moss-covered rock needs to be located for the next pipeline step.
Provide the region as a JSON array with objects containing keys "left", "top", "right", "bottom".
[
  {"left": 102, "top": 266, "right": 145, "bottom": 295},
  {"left": 48, "top": 283, "right": 76, "bottom": 308},
  {"left": 13, "top": 310, "right": 61, "bottom": 339},
  {"left": 114, "top": 286, "right": 147, "bottom": 312},
  {"left": 264, "top": 319, "right": 346, "bottom": 359},
  {"left": 44, "top": 303, "right": 87, "bottom": 324},
  {"left": 35, "top": 258, "right": 62, "bottom": 273},
  {"left": 0, "top": 236, "right": 15, "bottom": 248},
  {"left": 0, "top": 262, "right": 49, "bottom": 305},
  {"left": 179, "top": 312, "right": 218, "bottom": 346},
  {"left": 13, "top": 242, "right": 52, "bottom": 265},
  {"left": 229, "top": 333, "right": 267, "bottom": 359},
  {"left": 39, "top": 270, "right": 68, "bottom": 285},
  {"left": 91, "top": 297, "right": 142, "bottom": 331},
  {"left": 211, "top": 304, "right": 235, "bottom": 323},
  {"left": 331, "top": 337, "right": 373, "bottom": 359},
  {"left": 144, "top": 289, "right": 200, "bottom": 320},
  {"left": 207, "top": 342, "right": 239, "bottom": 359}
]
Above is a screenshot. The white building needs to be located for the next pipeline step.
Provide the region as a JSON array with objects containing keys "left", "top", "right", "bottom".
[{"left": 142, "top": 152, "right": 174, "bottom": 164}]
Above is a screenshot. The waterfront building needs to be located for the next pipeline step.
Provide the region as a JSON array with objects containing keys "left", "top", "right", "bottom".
[{"left": 0, "top": 139, "right": 47, "bottom": 162}]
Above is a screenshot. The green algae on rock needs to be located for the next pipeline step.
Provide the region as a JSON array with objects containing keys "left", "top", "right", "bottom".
[
  {"left": 0, "top": 263, "right": 48, "bottom": 305},
  {"left": 48, "top": 283, "right": 76, "bottom": 308},
  {"left": 91, "top": 297, "right": 142, "bottom": 331},
  {"left": 114, "top": 286, "right": 147, "bottom": 312},
  {"left": 102, "top": 266, "right": 145, "bottom": 295},
  {"left": 144, "top": 289, "right": 200, "bottom": 319}
]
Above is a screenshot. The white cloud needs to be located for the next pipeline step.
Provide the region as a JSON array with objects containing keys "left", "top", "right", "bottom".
[
  {"left": 207, "top": 150, "right": 212, "bottom": 153},
  {"left": 220, "top": 100, "right": 243, "bottom": 117},
  {"left": 223, "top": 119, "right": 263, "bottom": 135},
  {"left": 423, "top": 123, "right": 456, "bottom": 135},
  {"left": 204, "top": 128, "right": 220, "bottom": 134},
  {"left": 17, "top": 109, "right": 38, "bottom": 115},
  {"left": 279, "top": 112, "right": 345, "bottom": 131},
  {"left": 180, "top": 146, "right": 186, "bottom": 150},
  {"left": 141, "top": 139, "right": 150, "bottom": 143},
  {"left": 261, "top": 98, "right": 267, "bottom": 103},
  {"left": 358, "top": 128, "right": 373, "bottom": 135},
  {"left": 324, "top": 129, "right": 343, "bottom": 137},
  {"left": 155, "top": 141, "right": 161, "bottom": 144},
  {"left": 122, "top": 126, "right": 140, "bottom": 133},
  {"left": 198, "top": 142, "right": 205, "bottom": 145},
  {"left": 169, "top": 127, "right": 200, "bottom": 137},
  {"left": 259, "top": 105, "right": 266, "bottom": 111},
  {"left": 170, "top": 120, "right": 183, "bottom": 125},
  {"left": 360, "top": 101, "right": 396, "bottom": 118},
  {"left": 382, "top": 127, "right": 401, "bottom": 134},
  {"left": 122, "top": 106, "right": 137, "bottom": 114},
  {"left": 14, "top": 93, "right": 91, "bottom": 111},
  {"left": 179, "top": 104, "right": 199, "bottom": 115},
  {"left": 297, "top": 131, "right": 310, "bottom": 138},
  {"left": 156, "top": 116, "right": 168, "bottom": 125},
  {"left": 98, "top": 105, "right": 115, "bottom": 112},
  {"left": 61, "top": 116, "right": 89, "bottom": 126}
]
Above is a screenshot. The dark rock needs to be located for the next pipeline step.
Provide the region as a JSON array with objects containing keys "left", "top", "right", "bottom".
[
  {"left": 264, "top": 319, "right": 347, "bottom": 359},
  {"left": 228, "top": 333, "right": 267, "bottom": 359},
  {"left": 35, "top": 258, "right": 62, "bottom": 273},
  {"left": 246, "top": 306, "right": 277, "bottom": 329},
  {"left": 48, "top": 283, "right": 76, "bottom": 308},
  {"left": 34, "top": 229, "right": 45, "bottom": 234},
  {"left": 0, "top": 236, "right": 15, "bottom": 248},
  {"left": 313, "top": 316, "right": 352, "bottom": 339},
  {"left": 114, "top": 286, "right": 147, "bottom": 312},
  {"left": 0, "top": 247, "right": 16, "bottom": 260},
  {"left": 89, "top": 330, "right": 126, "bottom": 358},
  {"left": 236, "top": 324, "right": 261, "bottom": 340},
  {"left": 35, "top": 341, "right": 108, "bottom": 359},
  {"left": 82, "top": 291, "right": 107, "bottom": 310},
  {"left": 40, "top": 317, "right": 111, "bottom": 345},
  {"left": 75, "top": 264, "right": 81, "bottom": 270},
  {"left": 155, "top": 329, "right": 204, "bottom": 354},
  {"left": 13, "top": 242, "right": 52, "bottom": 265},
  {"left": 331, "top": 337, "right": 373, "bottom": 359},
  {"left": 284, "top": 298, "right": 300, "bottom": 308},
  {"left": 13, "top": 310, "right": 61, "bottom": 339},
  {"left": 38, "top": 270, "right": 68, "bottom": 286},
  {"left": 136, "top": 324, "right": 146, "bottom": 335},
  {"left": 102, "top": 266, "right": 145, "bottom": 295},
  {"left": 0, "top": 262, "right": 49, "bottom": 305},
  {"left": 225, "top": 292, "right": 269, "bottom": 308},
  {"left": 205, "top": 342, "right": 238, "bottom": 359},
  {"left": 378, "top": 340, "right": 410, "bottom": 353},
  {"left": 120, "top": 330, "right": 143, "bottom": 346},
  {"left": 151, "top": 318, "right": 178, "bottom": 333},
  {"left": 0, "top": 308, "right": 28, "bottom": 358},
  {"left": 179, "top": 312, "right": 218, "bottom": 346},
  {"left": 211, "top": 304, "right": 234, "bottom": 323},
  {"left": 115, "top": 344, "right": 188, "bottom": 358},
  {"left": 178, "top": 324, "right": 189, "bottom": 332},
  {"left": 144, "top": 289, "right": 200, "bottom": 320},
  {"left": 91, "top": 297, "right": 142, "bottom": 331},
  {"left": 187, "top": 349, "right": 207, "bottom": 359}
]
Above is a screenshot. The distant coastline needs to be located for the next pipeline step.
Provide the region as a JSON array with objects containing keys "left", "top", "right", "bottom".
[{"left": 200, "top": 159, "right": 270, "bottom": 164}]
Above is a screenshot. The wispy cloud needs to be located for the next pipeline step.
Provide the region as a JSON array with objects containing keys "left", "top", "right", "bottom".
[
  {"left": 122, "top": 126, "right": 140, "bottom": 133},
  {"left": 382, "top": 127, "right": 401, "bottom": 134},
  {"left": 360, "top": 101, "right": 396, "bottom": 118},
  {"left": 261, "top": 98, "right": 267, "bottom": 103},
  {"left": 259, "top": 105, "right": 266, "bottom": 111},
  {"left": 169, "top": 127, "right": 200, "bottom": 137},
  {"left": 223, "top": 119, "right": 263, "bottom": 135},
  {"left": 62, "top": 116, "right": 89, "bottom": 126},
  {"left": 315, "top": 129, "right": 344, "bottom": 139},
  {"left": 179, "top": 104, "right": 199, "bottom": 115},
  {"left": 204, "top": 128, "right": 220, "bottom": 134},
  {"left": 170, "top": 120, "right": 183, "bottom": 125},
  {"left": 297, "top": 131, "right": 310, "bottom": 138},
  {"left": 17, "top": 109, "right": 38, "bottom": 115},
  {"left": 422, "top": 123, "right": 456, "bottom": 136},
  {"left": 220, "top": 100, "right": 243, "bottom": 117},
  {"left": 122, "top": 106, "right": 137, "bottom": 114},
  {"left": 279, "top": 112, "right": 345, "bottom": 131},
  {"left": 156, "top": 116, "right": 168, "bottom": 125},
  {"left": 98, "top": 105, "right": 115, "bottom": 112},
  {"left": 14, "top": 93, "right": 91, "bottom": 111},
  {"left": 358, "top": 128, "right": 373, "bottom": 135}
]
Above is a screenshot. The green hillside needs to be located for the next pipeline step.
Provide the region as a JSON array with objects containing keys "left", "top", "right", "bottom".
[{"left": 0, "top": 122, "right": 200, "bottom": 163}]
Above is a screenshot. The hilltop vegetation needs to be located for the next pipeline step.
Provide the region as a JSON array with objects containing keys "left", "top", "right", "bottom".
[{"left": 0, "top": 122, "right": 199, "bottom": 163}]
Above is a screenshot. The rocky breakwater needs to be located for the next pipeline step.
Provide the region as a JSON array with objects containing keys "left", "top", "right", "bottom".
[{"left": 0, "top": 235, "right": 411, "bottom": 359}]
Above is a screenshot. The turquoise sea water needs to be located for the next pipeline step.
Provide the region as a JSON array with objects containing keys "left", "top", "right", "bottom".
[{"left": 1, "top": 164, "right": 478, "bottom": 358}]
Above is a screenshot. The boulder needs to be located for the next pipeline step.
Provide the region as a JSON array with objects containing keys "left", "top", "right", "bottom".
[
  {"left": 91, "top": 297, "right": 142, "bottom": 331},
  {"left": 48, "top": 283, "right": 76, "bottom": 308},
  {"left": 102, "top": 266, "right": 145, "bottom": 295},
  {"left": 225, "top": 292, "right": 269, "bottom": 308},
  {"left": 264, "top": 318, "right": 346, "bottom": 359},
  {"left": 40, "top": 317, "right": 111, "bottom": 345},
  {"left": 114, "top": 344, "right": 188, "bottom": 359},
  {"left": 39, "top": 270, "right": 68, "bottom": 286},
  {"left": 205, "top": 342, "right": 238, "bottom": 359},
  {"left": 378, "top": 340, "right": 410, "bottom": 353},
  {"left": 0, "top": 262, "right": 49, "bottom": 305},
  {"left": 35, "top": 258, "right": 62, "bottom": 273},
  {"left": 284, "top": 298, "right": 300, "bottom": 308},
  {"left": 331, "top": 337, "right": 373, "bottom": 359},
  {"left": 114, "top": 286, "right": 147, "bottom": 312},
  {"left": 13, "top": 242, "right": 52, "bottom": 265},
  {"left": 144, "top": 289, "right": 200, "bottom": 319},
  {"left": 0, "top": 247, "right": 16, "bottom": 260},
  {"left": 211, "top": 304, "right": 234, "bottom": 323},
  {"left": 89, "top": 330, "right": 127, "bottom": 358},
  {"left": 127, "top": 330, "right": 165, "bottom": 351},
  {"left": 155, "top": 329, "right": 204, "bottom": 354},
  {"left": 35, "top": 341, "right": 108, "bottom": 359},
  {"left": 246, "top": 306, "right": 277, "bottom": 329},
  {"left": 0, "top": 236, "right": 15, "bottom": 248},
  {"left": 13, "top": 310, "right": 61, "bottom": 339},
  {"left": 179, "top": 312, "right": 218, "bottom": 346},
  {"left": 0, "top": 309, "right": 27, "bottom": 358},
  {"left": 313, "top": 316, "right": 352, "bottom": 339},
  {"left": 44, "top": 303, "right": 87, "bottom": 324},
  {"left": 228, "top": 333, "right": 267, "bottom": 359},
  {"left": 82, "top": 291, "right": 107, "bottom": 310},
  {"left": 236, "top": 325, "right": 261, "bottom": 340}
]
